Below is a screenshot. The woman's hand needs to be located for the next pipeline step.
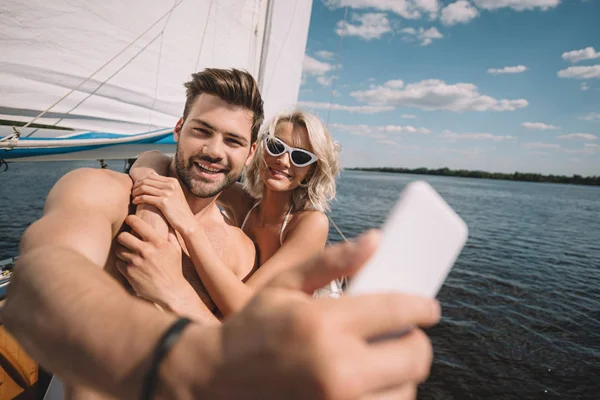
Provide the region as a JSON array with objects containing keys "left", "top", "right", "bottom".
[
  {"left": 115, "top": 215, "right": 188, "bottom": 308},
  {"left": 132, "top": 174, "right": 195, "bottom": 234}
]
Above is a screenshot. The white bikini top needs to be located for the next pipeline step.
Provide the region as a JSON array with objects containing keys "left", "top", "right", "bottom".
[{"left": 240, "top": 200, "right": 293, "bottom": 246}]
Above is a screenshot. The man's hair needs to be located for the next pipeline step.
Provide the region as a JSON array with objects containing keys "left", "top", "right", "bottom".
[{"left": 182, "top": 68, "right": 264, "bottom": 143}]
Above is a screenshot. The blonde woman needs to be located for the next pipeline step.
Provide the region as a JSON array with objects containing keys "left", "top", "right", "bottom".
[{"left": 128, "top": 110, "right": 341, "bottom": 318}]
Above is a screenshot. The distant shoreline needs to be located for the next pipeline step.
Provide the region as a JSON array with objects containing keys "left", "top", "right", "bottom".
[{"left": 346, "top": 167, "right": 600, "bottom": 186}]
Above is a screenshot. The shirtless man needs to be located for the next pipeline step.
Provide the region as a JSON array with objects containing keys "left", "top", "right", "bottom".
[
  {"left": 110, "top": 68, "right": 264, "bottom": 321},
  {"left": 17, "top": 68, "right": 263, "bottom": 398},
  {"left": 1, "top": 68, "right": 442, "bottom": 399}
]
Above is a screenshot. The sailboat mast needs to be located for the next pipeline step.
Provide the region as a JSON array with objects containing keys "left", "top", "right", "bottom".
[{"left": 257, "top": 0, "right": 274, "bottom": 91}]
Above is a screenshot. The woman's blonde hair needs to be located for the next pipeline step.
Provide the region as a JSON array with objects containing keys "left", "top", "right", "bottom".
[{"left": 243, "top": 110, "right": 340, "bottom": 213}]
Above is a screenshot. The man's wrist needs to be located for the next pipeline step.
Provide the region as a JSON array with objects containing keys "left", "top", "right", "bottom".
[{"left": 154, "top": 324, "right": 221, "bottom": 400}]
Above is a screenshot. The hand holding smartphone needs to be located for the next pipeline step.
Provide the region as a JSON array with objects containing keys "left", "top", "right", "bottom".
[{"left": 346, "top": 180, "right": 468, "bottom": 298}]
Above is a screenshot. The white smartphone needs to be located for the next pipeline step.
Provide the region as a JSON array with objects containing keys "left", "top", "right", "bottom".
[{"left": 346, "top": 180, "right": 468, "bottom": 298}]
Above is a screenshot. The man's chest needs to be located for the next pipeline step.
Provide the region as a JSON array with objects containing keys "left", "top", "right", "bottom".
[
  {"left": 176, "top": 226, "right": 242, "bottom": 311},
  {"left": 245, "top": 222, "right": 283, "bottom": 266}
]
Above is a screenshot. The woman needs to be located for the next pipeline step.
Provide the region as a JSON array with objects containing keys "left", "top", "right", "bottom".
[{"left": 128, "top": 110, "right": 341, "bottom": 318}]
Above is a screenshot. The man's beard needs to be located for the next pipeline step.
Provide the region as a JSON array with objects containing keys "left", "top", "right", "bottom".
[{"left": 175, "top": 148, "right": 241, "bottom": 198}]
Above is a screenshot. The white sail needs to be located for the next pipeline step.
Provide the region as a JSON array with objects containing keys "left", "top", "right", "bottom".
[
  {"left": 0, "top": 0, "right": 313, "bottom": 161},
  {"left": 258, "top": 0, "right": 314, "bottom": 119}
]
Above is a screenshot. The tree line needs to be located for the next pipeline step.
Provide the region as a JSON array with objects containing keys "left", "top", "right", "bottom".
[{"left": 347, "top": 167, "right": 600, "bottom": 186}]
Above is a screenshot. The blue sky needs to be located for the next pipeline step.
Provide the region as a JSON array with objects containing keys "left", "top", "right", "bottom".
[{"left": 299, "top": 0, "right": 600, "bottom": 176}]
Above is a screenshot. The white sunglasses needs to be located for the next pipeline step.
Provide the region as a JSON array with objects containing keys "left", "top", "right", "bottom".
[{"left": 262, "top": 136, "right": 318, "bottom": 167}]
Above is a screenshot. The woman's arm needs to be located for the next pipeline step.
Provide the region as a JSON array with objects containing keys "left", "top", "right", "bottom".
[
  {"left": 215, "top": 182, "right": 255, "bottom": 227},
  {"left": 181, "top": 211, "right": 330, "bottom": 317},
  {"left": 128, "top": 150, "right": 174, "bottom": 238},
  {"left": 129, "top": 174, "right": 255, "bottom": 317},
  {"left": 129, "top": 150, "right": 172, "bottom": 182},
  {"left": 130, "top": 174, "right": 329, "bottom": 317},
  {"left": 244, "top": 212, "right": 330, "bottom": 289}
]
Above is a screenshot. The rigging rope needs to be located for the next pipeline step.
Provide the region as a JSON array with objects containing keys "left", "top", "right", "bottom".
[
  {"left": 322, "top": 6, "right": 351, "bottom": 291},
  {"left": 194, "top": 0, "right": 214, "bottom": 71},
  {"left": 149, "top": 1, "right": 178, "bottom": 131},
  {"left": 27, "top": 32, "right": 164, "bottom": 138},
  {"left": 325, "top": 6, "right": 349, "bottom": 127},
  {"left": 327, "top": 215, "right": 348, "bottom": 242},
  {"left": 15, "top": 0, "right": 187, "bottom": 138}
]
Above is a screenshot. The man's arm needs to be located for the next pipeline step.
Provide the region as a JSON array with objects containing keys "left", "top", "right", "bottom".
[
  {"left": 0, "top": 168, "right": 183, "bottom": 398},
  {"left": 3, "top": 196, "right": 440, "bottom": 400}
]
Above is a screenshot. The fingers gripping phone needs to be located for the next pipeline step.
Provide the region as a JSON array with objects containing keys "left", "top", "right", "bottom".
[{"left": 346, "top": 181, "right": 468, "bottom": 298}]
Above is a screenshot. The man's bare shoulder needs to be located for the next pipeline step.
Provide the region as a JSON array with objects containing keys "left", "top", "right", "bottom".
[
  {"left": 45, "top": 168, "right": 133, "bottom": 228},
  {"left": 47, "top": 168, "right": 132, "bottom": 206}
]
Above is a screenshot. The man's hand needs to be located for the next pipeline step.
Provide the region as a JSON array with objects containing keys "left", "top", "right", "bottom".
[
  {"left": 160, "top": 230, "right": 441, "bottom": 400},
  {"left": 131, "top": 174, "right": 196, "bottom": 234},
  {"left": 115, "top": 214, "right": 187, "bottom": 308}
]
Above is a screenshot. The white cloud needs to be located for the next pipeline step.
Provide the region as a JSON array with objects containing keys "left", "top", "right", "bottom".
[
  {"left": 324, "top": 0, "right": 440, "bottom": 20},
  {"left": 487, "top": 65, "right": 528, "bottom": 75},
  {"left": 564, "top": 148, "right": 595, "bottom": 155},
  {"left": 440, "top": 1, "right": 479, "bottom": 26},
  {"left": 557, "top": 133, "right": 598, "bottom": 141},
  {"left": 401, "top": 26, "right": 444, "bottom": 46},
  {"left": 316, "top": 75, "right": 338, "bottom": 87},
  {"left": 472, "top": 0, "right": 560, "bottom": 11},
  {"left": 384, "top": 79, "right": 405, "bottom": 88},
  {"left": 298, "top": 101, "right": 394, "bottom": 114},
  {"left": 585, "top": 143, "right": 600, "bottom": 148},
  {"left": 580, "top": 112, "right": 600, "bottom": 121},
  {"left": 402, "top": 114, "right": 417, "bottom": 118},
  {"left": 522, "top": 122, "right": 560, "bottom": 130},
  {"left": 330, "top": 122, "right": 432, "bottom": 136},
  {"left": 315, "top": 50, "right": 336, "bottom": 60},
  {"left": 439, "top": 131, "right": 515, "bottom": 142},
  {"left": 379, "top": 125, "right": 432, "bottom": 133},
  {"left": 377, "top": 139, "right": 399, "bottom": 145},
  {"left": 336, "top": 12, "right": 392, "bottom": 40},
  {"left": 557, "top": 65, "right": 600, "bottom": 79},
  {"left": 581, "top": 82, "right": 590, "bottom": 91},
  {"left": 526, "top": 151, "right": 551, "bottom": 156},
  {"left": 562, "top": 47, "right": 600, "bottom": 63},
  {"left": 302, "top": 55, "right": 339, "bottom": 87},
  {"left": 350, "top": 79, "right": 529, "bottom": 112},
  {"left": 436, "top": 147, "right": 483, "bottom": 157},
  {"left": 303, "top": 55, "right": 334, "bottom": 75},
  {"left": 522, "top": 142, "right": 561, "bottom": 149}
]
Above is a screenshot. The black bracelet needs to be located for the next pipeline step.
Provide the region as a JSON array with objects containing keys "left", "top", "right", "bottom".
[{"left": 141, "top": 317, "right": 193, "bottom": 400}]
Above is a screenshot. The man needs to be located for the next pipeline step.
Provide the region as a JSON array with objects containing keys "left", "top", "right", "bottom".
[
  {"left": 1, "top": 68, "right": 442, "bottom": 399},
  {"left": 110, "top": 68, "right": 267, "bottom": 322}
]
